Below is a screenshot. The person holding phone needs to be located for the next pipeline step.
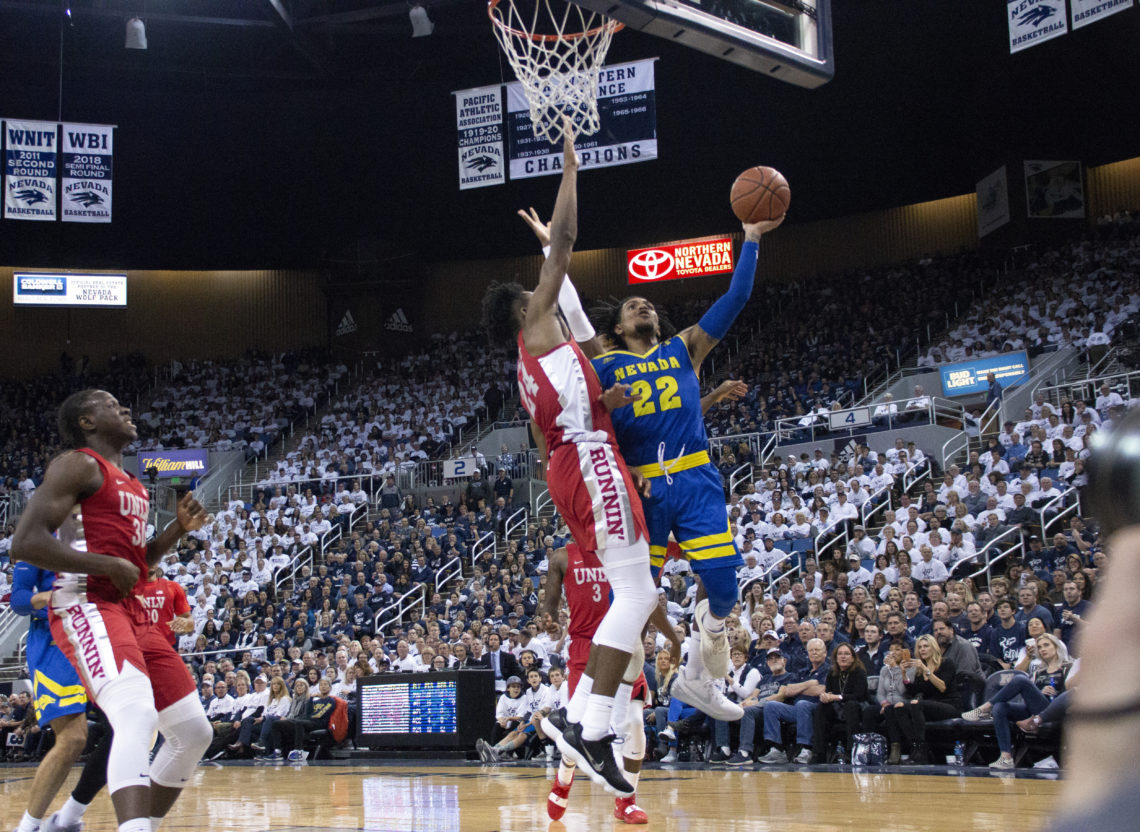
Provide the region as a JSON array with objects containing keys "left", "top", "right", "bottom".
[{"left": 882, "top": 635, "right": 960, "bottom": 764}]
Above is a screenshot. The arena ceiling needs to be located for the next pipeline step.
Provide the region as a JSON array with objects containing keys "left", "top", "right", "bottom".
[{"left": 0, "top": 0, "right": 1137, "bottom": 269}]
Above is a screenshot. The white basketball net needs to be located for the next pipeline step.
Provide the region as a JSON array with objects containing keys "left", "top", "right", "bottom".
[{"left": 489, "top": 0, "right": 622, "bottom": 145}]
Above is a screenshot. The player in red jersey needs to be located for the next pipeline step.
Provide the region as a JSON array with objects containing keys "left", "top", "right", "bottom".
[
  {"left": 139, "top": 566, "right": 194, "bottom": 648},
  {"left": 481, "top": 124, "right": 658, "bottom": 796},
  {"left": 12, "top": 390, "right": 213, "bottom": 832},
  {"left": 541, "top": 543, "right": 683, "bottom": 824}
]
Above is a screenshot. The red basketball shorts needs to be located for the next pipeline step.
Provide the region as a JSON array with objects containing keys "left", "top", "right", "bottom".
[{"left": 547, "top": 441, "right": 648, "bottom": 557}]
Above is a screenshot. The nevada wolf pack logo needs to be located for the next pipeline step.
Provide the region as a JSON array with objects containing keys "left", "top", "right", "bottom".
[
  {"left": 465, "top": 155, "right": 497, "bottom": 173},
  {"left": 1019, "top": 5, "right": 1057, "bottom": 26},
  {"left": 15, "top": 188, "right": 49, "bottom": 205},
  {"left": 69, "top": 191, "right": 105, "bottom": 208}
]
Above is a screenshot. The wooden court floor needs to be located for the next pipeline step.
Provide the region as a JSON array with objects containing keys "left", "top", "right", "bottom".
[{"left": 1, "top": 761, "right": 1061, "bottom": 831}]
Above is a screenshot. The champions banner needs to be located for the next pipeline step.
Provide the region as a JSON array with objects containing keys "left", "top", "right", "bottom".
[
  {"left": 506, "top": 58, "right": 658, "bottom": 180},
  {"left": 454, "top": 84, "right": 505, "bottom": 190},
  {"left": 1008, "top": 0, "right": 1068, "bottom": 53},
  {"left": 1071, "top": 0, "right": 1133, "bottom": 28},
  {"left": 61, "top": 123, "right": 113, "bottom": 223},
  {"left": 627, "top": 236, "right": 735, "bottom": 285},
  {"left": 3, "top": 120, "right": 58, "bottom": 221}
]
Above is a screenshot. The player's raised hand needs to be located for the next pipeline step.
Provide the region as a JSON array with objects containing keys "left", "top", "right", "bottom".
[
  {"left": 518, "top": 207, "right": 552, "bottom": 248},
  {"left": 742, "top": 212, "right": 785, "bottom": 240},
  {"left": 562, "top": 118, "right": 579, "bottom": 169},
  {"left": 716, "top": 380, "right": 749, "bottom": 402},
  {"left": 599, "top": 383, "right": 641, "bottom": 412},
  {"left": 176, "top": 492, "right": 211, "bottom": 533}
]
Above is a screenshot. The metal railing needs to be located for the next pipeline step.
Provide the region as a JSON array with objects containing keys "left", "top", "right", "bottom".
[
  {"left": 319, "top": 525, "right": 342, "bottom": 558},
  {"left": 941, "top": 430, "right": 970, "bottom": 471},
  {"left": 710, "top": 431, "right": 777, "bottom": 469},
  {"left": 504, "top": 507, "right": 528, "bottom": 545},
  {"left": 434, "top": 557, "right": 463, "bottom": 595},
  {"left": 1040, "top": 486, "right": 1081, "bottom": 539},
  {"left": 274, "top": 545, "right": 313, "bottom": 598},
  {"left": 902, "top": 458, "right": 932, "bottom": 494},
  {"left": 471, "top": 531, "right": 495, "bottom": 571},
  {"left": 374, "top": 584, "right": 427, "bottom": 637},
  {"left": 0, "top": 605, "right": 28, "bottom": 666},
  {"left": 813, "top": 523, "right": 849, "bottom": 561},
  {"left": 759, "top": 432, "right": 779, "bottom": 466},
  {"left": 1040, "top": 367, "right": 1140, "bottom": 412},
  {"left": 770, "top": 395, "right": 964, "bottom": 447},
  {"left": 534, "top": 488, "right": 554, "bottom": 519},
  {"left": 954, "top": 526, "right": 1026, "bottom": 586},
  {"left": 860, "top": 485, "right": 893, "bottom": 530},
  {"left": 729, "top": 463, "right": 753, "bottom": 496},
  {"left": 1083, "top": 346, "right": 1119, "bottom": 380}
]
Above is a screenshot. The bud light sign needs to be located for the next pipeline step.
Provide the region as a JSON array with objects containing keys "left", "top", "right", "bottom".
[{"left": 627, "top": 236, "right": 735, "bottom": 285}]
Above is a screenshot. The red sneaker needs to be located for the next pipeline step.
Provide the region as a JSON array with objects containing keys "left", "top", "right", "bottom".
[
  {"left": 547, "top": 771, "right": 574, "bottom": 820},
  {"left": 614, "top": 795, "right": 648, "bottom": 824}
]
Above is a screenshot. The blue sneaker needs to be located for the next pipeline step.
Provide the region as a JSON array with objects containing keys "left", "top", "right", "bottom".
[{"left": 287, "top": 749, "right": 306, "bottom": 763}]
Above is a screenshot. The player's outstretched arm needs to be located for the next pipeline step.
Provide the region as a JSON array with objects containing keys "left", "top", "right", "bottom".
[
  {"left": 682, "top": 215, "right": 785, "bottom": 372},
  {"left": 522, "top": 123, "right": 579, "bottom": 351},
  {"left": 701, "top": 379, "right": 748, "bottom": 415},
  {"left": 11, "top": 452, "right": 140, "bottom": 596}
]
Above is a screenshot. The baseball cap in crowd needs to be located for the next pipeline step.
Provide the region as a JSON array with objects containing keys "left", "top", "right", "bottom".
[
  {"left": 508, "top": 628, "right": 520, "bottom": 635},
  {"left": 823, "top": 582, "right": 837, "bottom": 591},
  {"left": 847, "top": 553, "right": 861, "bottom": 562},
  {"left": 506, "top": 675, "right": 523, "bottom": 686},
  {"left": 762, "top": 630, "right": 779, "bottom": 641},
  {"left": 255, "top": 675, "right": 268, "bottom": 683},
  {"left": 657, "top": 587, "right": 667, "bottom": 595},
  {"left": 853, "top": 524, "right": 865, "bottom": 532},
  {"left": 766, "top": 648, "right": 785, "bottom": 658}
]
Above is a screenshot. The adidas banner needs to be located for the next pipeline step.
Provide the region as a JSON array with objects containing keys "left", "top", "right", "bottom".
[
  {"left": 1008, "top": 0, "right": 1069, "bottom": 53},
  {"left": 336, "top": 309, "right": 359, "bottom": 336},
  {"left": 506, "top": 58, "right": 658, "bottom": 180},
  {"left": 3, "top": 120, "right": 58, "bottom": 221},
  {"left": 454, "top": 84, "right": 505, "bottom": 190},
  {"left": 61, "top": 123, "right": 114, "bottom": 223},
  {"left": 1071, "top": 0, "right": 1133, "bottom": 28},
  {"left": 385, "top": 308, "right": 413, "bottom": 333}
]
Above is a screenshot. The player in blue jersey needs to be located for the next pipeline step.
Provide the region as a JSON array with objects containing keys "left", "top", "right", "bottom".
[
  {"left": 10, "top": 511, "right": 110, "bottom": 832},
  {"left": 519, "top": 206, "right": 783, "bottom": 721}
]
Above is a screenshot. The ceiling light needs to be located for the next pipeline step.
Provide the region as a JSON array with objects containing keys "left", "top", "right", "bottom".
[
  {"left": 125, "top": 17, "right": 147, "bottom": 50},
  {"left": 409, "top": 5, "right": 434, "bottom": 37}
]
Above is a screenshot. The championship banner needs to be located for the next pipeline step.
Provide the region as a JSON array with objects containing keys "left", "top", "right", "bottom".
[
  {"left": 136, "top": 450, "right": 209, "bottom": 480},
  {"left": 1072, "top": 0, "right": 1133, "bottom": 28},
  {"left": 454, "top": 84, "right": 505, "bottom": 190},
  {"left": 61, "top": 123, "right": 113, "bottom": 223},
  {"left": 3, "top": 120, "right": 58, "bottom": 221},
  {"left": 976, "top": 166, "right": 1011, "bottom": 238},
  {"left": 506, "top": 58, "right": 658, "bottom": 180},
  {"left": 627, "top": 235, "right": 735, "bottom": 285},
  {"left": 1025, "top": 160, "right": 1085, "bottom": 218},
  {"left": 939, "top": 351, "right": 1030, "bottom": 397},
  {"left": 1008, "top": 0, "right": 1068, "bottom": 53}
]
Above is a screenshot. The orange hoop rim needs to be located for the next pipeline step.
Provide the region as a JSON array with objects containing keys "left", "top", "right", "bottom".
[{"left": 487, "top": 0, "right": 624, "bottom": 43}]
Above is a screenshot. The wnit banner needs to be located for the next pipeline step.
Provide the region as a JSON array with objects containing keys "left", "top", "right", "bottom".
[
  {"left": 506, "top": 58, "right": 658, "bottom": 180},
  {"left": 3, "top": 120, "right": 58, "bottom": 221},
  {"left": 61, "top": 123, "right": 114, "bottom": 223}
]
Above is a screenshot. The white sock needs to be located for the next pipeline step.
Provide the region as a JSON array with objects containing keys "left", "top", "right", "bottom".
[
  {"left": 17, "top": 811, "right": 41, "bottom": 832},
  {"left": 581, "top": 693, "right": 616, "bottom": 742},
  {"left": 567, "top": 676, "right": 593, "bottom": 724},
  {"left": 684, "top": 634, "right": 704, "bottom": 680},
  {"left": 622, "top": 767, "right": 640, "bottom": 792},
  {"left": 703, "top": 612, "right": 725, "bottom": 634},
  {"left": 609, "top": 683, "right": 633, "bottom": 736},
  {"left": 721, "top": 746, "right": 731, "bottom": 755},
  {"left": 557, "top": 759, "right": 576, "bottom": 787},
  {"left": 118, "top": 820, "right": 151, "bottom": 832},
  {"left": 56, "top": 797, "right": 88, "bottom": 827},
  {"left": 151, "top": 817, "right": 165, "bottom": 831}
]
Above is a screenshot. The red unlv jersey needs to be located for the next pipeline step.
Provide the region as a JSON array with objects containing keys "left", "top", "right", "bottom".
[
  {"left": 563, "top": 543, "right": 611, "bottom": 644},
  {"left": 516, "top": 333, "right": 616, "bottom": 457},
  {"left": 75, "top": 448, "right": 150, "bottom": 603},
  {"left": 139, "top": 577, "right": 190, "bottom": 644}
]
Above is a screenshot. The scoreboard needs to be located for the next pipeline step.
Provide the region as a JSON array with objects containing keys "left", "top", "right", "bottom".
[{"left": 356, "top": 670, "right": 495, "bottom": 749}]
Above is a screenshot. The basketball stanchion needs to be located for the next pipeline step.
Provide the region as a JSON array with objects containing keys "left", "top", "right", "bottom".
[{"left": 487, "top": 0, "right": 622, "bottom": 144}]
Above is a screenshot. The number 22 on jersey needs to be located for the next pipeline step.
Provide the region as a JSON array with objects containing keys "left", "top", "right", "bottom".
[{"left": 630, "top": 374, "right": 682, "bottom": 418}]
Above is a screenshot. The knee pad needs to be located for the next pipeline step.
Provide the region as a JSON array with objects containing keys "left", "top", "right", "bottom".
[
  {"left": 151, "top": 692, "right": 212, "bottom": 789},
  {"left": 594, "top": 546, "right": 658, "bottom": 654},
  {"left": 696, "top": 566, "right": 738, "bottom": 618},
  {"left": 624, "top": 704, "right": 646, "bottom": 760},
  {"left": 98, "top": 663, "right": 158, "bottom": 795},
  {"left": 623, "top": 638, "right": 645, "bottom": 684}
]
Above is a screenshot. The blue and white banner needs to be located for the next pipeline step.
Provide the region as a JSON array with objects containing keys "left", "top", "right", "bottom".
[
  {"left": 454, "top": 84, "right": 505, "bottom": 191},
  {"left": 506, "top": 58, "right": 658, "bottom": 180},
  {"left": 940, "top": 351, "right": 1030, "bottom": 397},
  {"left": 976, "top": 166, "right": 1011, "bottom": 238},
  {"left": 3, "top": 120, "right": 58, "bottom": 221},
  {"left": 12, "top": 272, "right": 127, "bottom": 307},
  {"left": 61, "top": 123, "right": 113, "bottom": 223},
  {"left": 1008, "top": 0, "right": 1069, "bottom": 53},
  {"left": 1071, "top": 0, "right": 1133, "bottom": 28}
]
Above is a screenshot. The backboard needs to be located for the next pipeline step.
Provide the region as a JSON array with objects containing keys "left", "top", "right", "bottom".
[{"left": 572, "top": 0, "right": 833, "bottom": 87}]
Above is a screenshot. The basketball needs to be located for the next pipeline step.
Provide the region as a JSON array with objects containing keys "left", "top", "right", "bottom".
[{"left": 730, "top": 166, "right": 791, "bottom": 223}]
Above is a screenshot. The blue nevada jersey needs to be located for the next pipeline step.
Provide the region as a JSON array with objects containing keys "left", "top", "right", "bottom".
[{"left": 591, "top": 336, "right": 707, "bottom": 471}]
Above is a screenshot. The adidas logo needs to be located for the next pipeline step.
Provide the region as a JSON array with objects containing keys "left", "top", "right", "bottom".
[
  {"left": 335, "top": 309, "right": 358, "bottom": 336},
  {"left": 385, "top": 308, "right": 413, "bottom": 333}
]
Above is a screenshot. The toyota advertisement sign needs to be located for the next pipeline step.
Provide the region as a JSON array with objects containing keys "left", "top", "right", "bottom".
[{"left": 627, "top": 236, "right": 735, "bottom": 285}]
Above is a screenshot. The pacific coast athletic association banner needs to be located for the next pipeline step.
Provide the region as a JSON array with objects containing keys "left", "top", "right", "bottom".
[
  {"left": 452, "top": 58, "right": 658, "bottom": 188},
  {"left": 2, "top": 119, "right": 115, "bottom": 222}
]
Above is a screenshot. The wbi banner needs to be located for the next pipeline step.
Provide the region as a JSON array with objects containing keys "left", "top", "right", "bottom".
[
  {"left": 4, "top": 120, "right": 58, "bottom": 221},
  {"left": 627, "top": 236, "right": 735, "bottom": 285},
  {"left": 61, "top": 123, "right": 113, "bottom": 223}
]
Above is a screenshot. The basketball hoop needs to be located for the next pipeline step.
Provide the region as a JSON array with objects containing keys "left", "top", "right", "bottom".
[{"left": 488, "top": 0, "right": 623, "bottom": 145}]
